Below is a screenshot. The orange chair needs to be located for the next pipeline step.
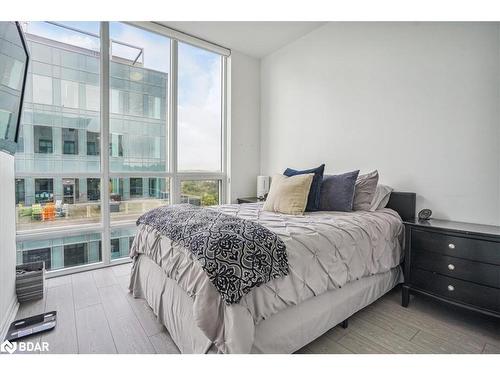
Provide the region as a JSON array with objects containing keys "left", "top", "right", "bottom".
[{"left": 42, "top": 203, "right": 56, "bottom": 221}]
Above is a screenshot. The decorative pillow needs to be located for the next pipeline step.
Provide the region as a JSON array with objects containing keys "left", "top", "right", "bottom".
[
  {"left": 369, "top": 184, "right": 393, "bottom": 211},
  {"left": 283, "top": 164, "right": 325, "bottom": 211},
  {"left": 319, "top": 170, "right": 360, "bottom": 212},
  {"left": 353, "top": 170, "right": 379, "bottom": 211},
  {"left": 263, "top": 174, "right": 314, "bottom": 215}
]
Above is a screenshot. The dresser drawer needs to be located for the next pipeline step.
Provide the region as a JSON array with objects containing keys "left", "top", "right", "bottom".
[
  {"left": 411, "top": 268, "right": 500, "bottom": 313},
  {"left": 412, "top": 250, "right": 500, "bottom": 288},
  {"left": 411, "top": 229, "right": 500, "bottom": 265}
]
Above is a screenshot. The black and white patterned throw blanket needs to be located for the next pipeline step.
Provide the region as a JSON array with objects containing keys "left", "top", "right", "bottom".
[{"left": 136, "top": 204, "right": 289, "bottom": 304}]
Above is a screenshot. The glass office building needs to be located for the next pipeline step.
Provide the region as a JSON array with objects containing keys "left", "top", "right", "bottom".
[
  {"left": 14, "top": 22, "right": 224, "bottom": 273},
  {"left": 15, "top": 31, "right": 169, "bottom": 269}
]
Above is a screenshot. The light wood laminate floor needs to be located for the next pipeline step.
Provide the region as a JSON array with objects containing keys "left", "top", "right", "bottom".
[{"left": 13, "top": 263, "right": 500, "bottom": 354}]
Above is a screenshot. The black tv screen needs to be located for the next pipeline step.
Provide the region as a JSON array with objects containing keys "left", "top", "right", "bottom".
[{"left": 0, "top": 22, "right": 29, "bottom": 155}]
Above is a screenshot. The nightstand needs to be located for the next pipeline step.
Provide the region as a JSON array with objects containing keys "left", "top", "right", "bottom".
[
  {"left": 402, "top": 218, "right": 500, "bottom": 318},
  {"left": 237, "top": 197, "right": 264, "bottom": 204}
]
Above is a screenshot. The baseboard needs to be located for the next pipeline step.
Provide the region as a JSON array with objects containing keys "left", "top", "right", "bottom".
[{"left": 0, "top": 295, "right": 19, "bottom": 341}]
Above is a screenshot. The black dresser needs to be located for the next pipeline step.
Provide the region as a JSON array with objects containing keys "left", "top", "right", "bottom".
[{"left": 402, "top": 219, "right": 500, "bottom": 318}]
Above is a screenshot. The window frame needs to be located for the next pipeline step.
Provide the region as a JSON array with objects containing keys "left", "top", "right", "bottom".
[{"left": 15, "top": 21, "right": 229, "bottom": 278}]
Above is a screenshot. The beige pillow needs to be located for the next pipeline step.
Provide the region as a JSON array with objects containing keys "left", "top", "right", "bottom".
[{"left": 263, "top": 174, "right": 314, "bottom": 215}]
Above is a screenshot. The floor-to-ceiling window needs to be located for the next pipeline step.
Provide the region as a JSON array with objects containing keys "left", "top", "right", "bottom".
[{"left": 14, "top": 21, "right": 227, "bottom": 275}]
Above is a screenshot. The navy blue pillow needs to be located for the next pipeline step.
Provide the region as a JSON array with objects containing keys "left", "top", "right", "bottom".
[
  {"left": 283, "top": 164, "right": 325, "bottom": 212},
  {"left": 319, "top": 170, "right": 360, "bottom": 212}
]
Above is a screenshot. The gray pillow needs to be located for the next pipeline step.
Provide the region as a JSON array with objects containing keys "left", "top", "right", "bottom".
[
  {"left": 369, "top": 184, "right": 393, "bottom": 211},
  {"left": 353, "top": 170, "right": 379, "bottom": 211},
  {"left": 319, "top": 170, "right": 360, "bottom": 212}
]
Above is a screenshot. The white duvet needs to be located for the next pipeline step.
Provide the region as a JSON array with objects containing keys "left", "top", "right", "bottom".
[{"left": 129, "top": 203, "right": 404, "bottom": 353}]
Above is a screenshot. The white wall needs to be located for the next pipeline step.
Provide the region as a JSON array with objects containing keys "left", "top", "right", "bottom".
[
  {"left": 229, "top": 51, "right": 261, "bottom": 202},
  {"left": 261, "top": 22, "right": 500, "bottom": 225},
  {"left": 0, "top": 152, "right": 18, "bottom": 339}
]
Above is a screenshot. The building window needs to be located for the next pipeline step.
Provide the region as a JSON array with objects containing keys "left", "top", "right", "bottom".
[
  {"left": 110, "top": 133, "right": 123, "bottom": 157},
  {"left": 148, "top": 178, "right": 158, "bottom": 198},
  {"left": 62, "top": 128, "right": 79, "bottom": 155},
  {"left": 87, "top": 131, "right": 100, "bottom": 156},
  {"left": 34, "top": 125, "right": 53, "bottom": 154},
  {"left": 35, "top": 178, "right": 54, "bottom": 204},
  {"left": 110, "top": 89, "right": 126, "bottom": 114},
  {"left": 111, "top": 238, "right": 120, "bottom": 258},
  {"left": 61, "top": 80, "right": 79, "bottom": 108},
  {"left": 15, "top": 179, "right": 25, "bottom": 205},
  {"left": 85, "top": 84, "right": 99, "bottom": 111},
  {"left": 148, "top": 96, "right": 162, "bottom": 119},
  {"left": 23, "top": 247, "right": 52, "bottom": 270},
  {"left": 63, "top": 178, "right": 79, "bottom": 204},
  {"left": 63, "top": 242, "right": 102, "bottom": 268},
  {"left": 15, "top": 21, "right": 226, "bottom": 274},
  {"left": 32, "top": 74, "right": 53, "bottom": 105},
  {"left": 128, "top": 92, "right": 143, "bottom": 116},
  {"left": 87, "top": 178, "right": 100, "bottom": 201},
  {"left": 129, "top": 178, "right": 143, "bottom": 197}
]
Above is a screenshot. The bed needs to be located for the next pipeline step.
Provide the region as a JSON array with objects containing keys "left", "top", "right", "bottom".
[{"left": 128, "top": 192, "right": 415, "bottom": 354}]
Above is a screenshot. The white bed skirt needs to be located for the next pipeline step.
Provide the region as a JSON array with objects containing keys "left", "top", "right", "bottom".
[{"left": 130, "top": 254, "right": 403, "bottom": 354}]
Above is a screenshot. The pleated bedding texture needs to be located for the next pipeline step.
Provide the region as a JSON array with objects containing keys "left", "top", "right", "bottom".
[{"left": 129, "top": 202, "right": 404, "bottom": 353}]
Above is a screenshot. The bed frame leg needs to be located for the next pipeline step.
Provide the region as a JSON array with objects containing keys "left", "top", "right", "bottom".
[
  {"left": 340, "top": 319, "right": 348, "bottom": 329},
  {"left": 402, "top": 285, "right": 410, "bottom": 308}
]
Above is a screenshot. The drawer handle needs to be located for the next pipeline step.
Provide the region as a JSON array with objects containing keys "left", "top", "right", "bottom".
[
  {"left": 447, "top": 285, "right": 455, "bottom": 292},
  {"left": 448, "top": 243, "right": 455, "bottom": 249},
  {"left": 448, "top": 264, "right": 455, "bottom": 271}
]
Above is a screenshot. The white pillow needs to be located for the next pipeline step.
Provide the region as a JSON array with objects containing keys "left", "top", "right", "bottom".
[{"left": 369, "top": 184, "right": 393, "bottom": 211}]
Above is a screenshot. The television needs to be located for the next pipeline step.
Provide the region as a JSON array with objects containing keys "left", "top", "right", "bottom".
[{"left": 0, "top": 22, "right": 29, "bottom": 154}]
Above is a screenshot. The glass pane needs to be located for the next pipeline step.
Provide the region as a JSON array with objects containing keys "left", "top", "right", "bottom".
[
  {"left": 16, "top": 22, "right": 101, "bottom": 176},
  {"left": 0, "top": 23, "right": 28, "bottom": 147},
  {"left": 111, "top": 226, "right": 137, "bottom": 260},
  {"left": 15, "top": 22, "right": 101, "bottom": 236},
  {"left": 109, "top": 22, "right": 169, "bottom": 172},
  {"left": 61, "top": 79, "right": 79, "bottom": 108},
  {"left": 15, "top": 177, "right": 102, "bottom": 231},
  {"left": 17, "top": 232, "right": 102, "bottom": 271},
  {"left": 181, "top": 180, "right": 220, "bottom": 206},
  {"left": 110, "top": 177, "right": 169, "bottom": 222},
  {"left": 32, "top": 74, "right": 52, "bottom": 105},
  {"left": 177, "top": 43, "right": 222, "bottom": 172}
]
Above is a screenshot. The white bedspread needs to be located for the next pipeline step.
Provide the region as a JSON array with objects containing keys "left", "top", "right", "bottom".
[{"left": 129, "top": 203, "right": 404, "bottom": 353}]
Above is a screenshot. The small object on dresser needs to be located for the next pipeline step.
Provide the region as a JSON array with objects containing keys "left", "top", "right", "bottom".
[
  {"left": 257, "top": 176, "right": 270, "bottom": 200},
  {"left": 16, "top": 261, "right": 45, "bottom": 302},
  {"left": 402, "top": 218, "right": 500, "bottom": 318},
  {"left": 418, "top": 208, "right": 432, "bottom": 220}
]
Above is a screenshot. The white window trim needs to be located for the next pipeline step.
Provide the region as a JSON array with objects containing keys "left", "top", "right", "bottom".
[
  {"left": 16, "top": 21, "right": 230, "bottom": 278},
  {"left": 127, "top": 22, "right": 231, "bottom": 57}
]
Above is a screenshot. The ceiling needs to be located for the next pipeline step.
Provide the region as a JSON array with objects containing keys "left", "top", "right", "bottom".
[{"left": 159, "top": 21, "right": 326, "bottom": 58}]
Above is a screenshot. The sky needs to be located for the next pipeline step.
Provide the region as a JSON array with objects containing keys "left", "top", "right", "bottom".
[{"left": 22, "top": 21, "right": 222, "bottom": 172}]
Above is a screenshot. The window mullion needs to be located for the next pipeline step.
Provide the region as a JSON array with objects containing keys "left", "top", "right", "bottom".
[
  {"left": 221, "top": 56, "right": 228, "bottom": 204},
  {"left": 170, "top": 39, "right": 180, "bottom": 204},
  {"left": 100, "top": 21, "right": 111, "bottom": 265}
]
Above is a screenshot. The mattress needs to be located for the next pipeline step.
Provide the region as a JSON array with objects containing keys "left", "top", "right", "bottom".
[
  {"left": 130, "top": 254, "right": 403, "bottom": 353},
  {"left": 129, "top": 202, "right": 404, "bottom": 353}
]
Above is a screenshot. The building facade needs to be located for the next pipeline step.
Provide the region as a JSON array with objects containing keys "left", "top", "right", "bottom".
[{"left": 15, "top": 32, "right": 169, "bottom": 269}]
